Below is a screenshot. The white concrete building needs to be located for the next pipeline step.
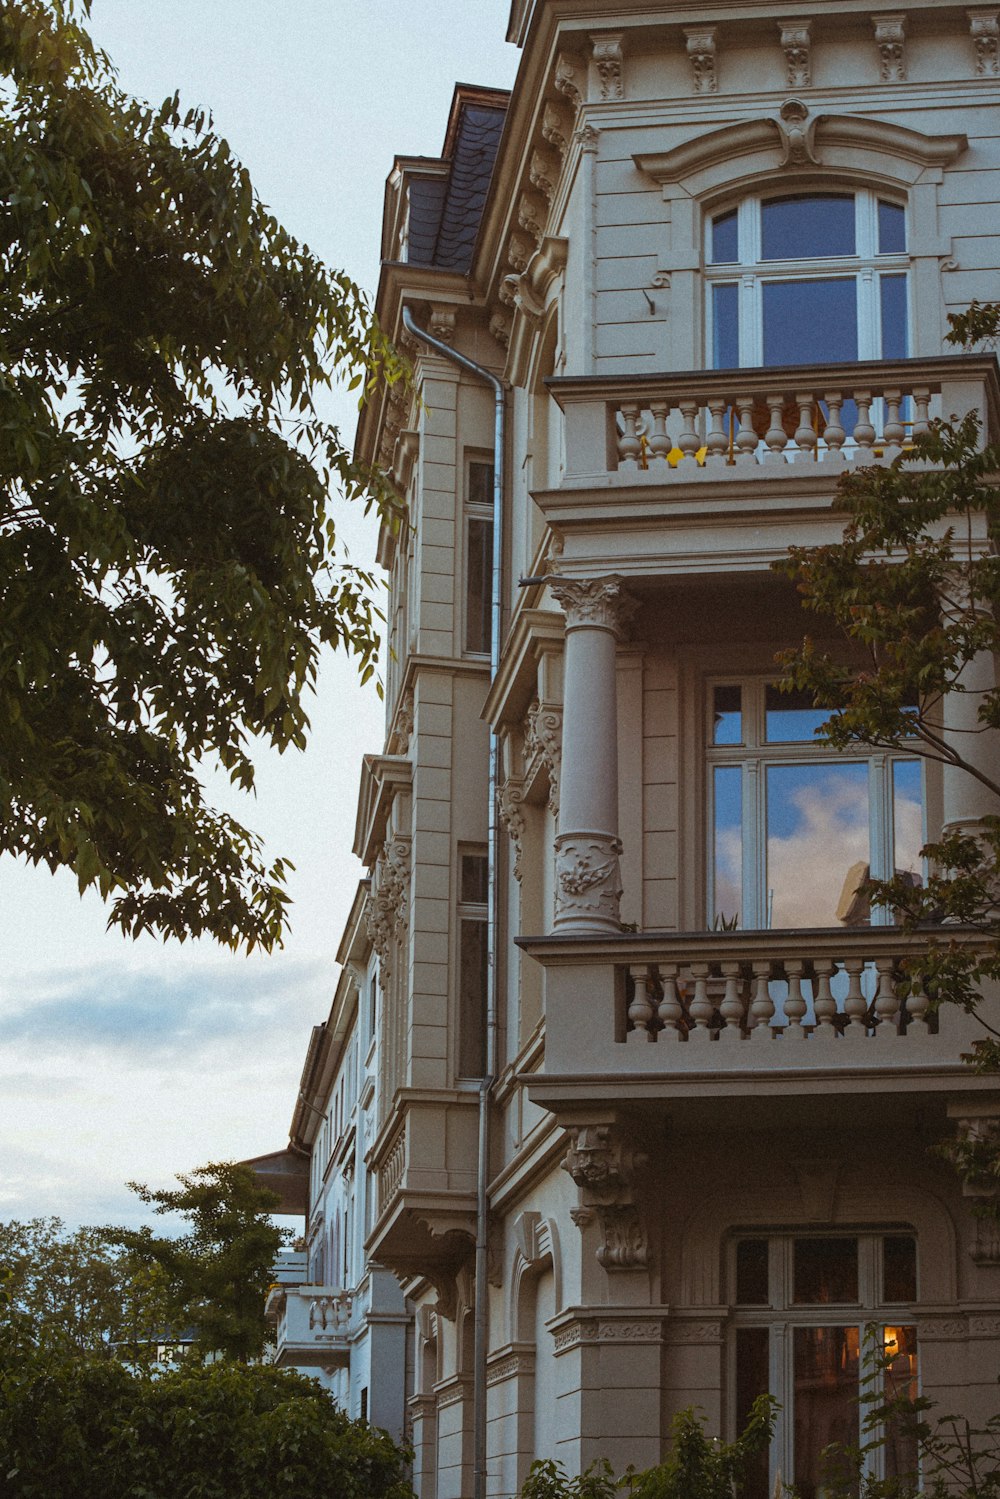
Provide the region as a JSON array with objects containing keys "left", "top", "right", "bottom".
[{"left": 273, "top": 3, "right": 1000, "bottom": 1495}]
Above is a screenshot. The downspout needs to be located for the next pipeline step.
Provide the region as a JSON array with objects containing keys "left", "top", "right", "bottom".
[{"left": 401, "top": 305, "right": 503, "bottom": 1499}]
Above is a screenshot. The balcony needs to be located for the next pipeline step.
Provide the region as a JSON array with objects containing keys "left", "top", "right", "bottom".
[
  {"left": 520, "top": 927, "right": 999, "bottom": 1126},
  {"left": 266, "top": 1284, "right": 354, "bottom": 1369}
]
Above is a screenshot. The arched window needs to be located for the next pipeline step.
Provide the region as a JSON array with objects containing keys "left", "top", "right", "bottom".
[{"left": 706, "top": 190, "right": 908, "bottom": 369}]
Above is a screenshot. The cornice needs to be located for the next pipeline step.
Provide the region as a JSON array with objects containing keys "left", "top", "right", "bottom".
[{"left": 481, "top": 607, "right": 565, "bottom": 728}]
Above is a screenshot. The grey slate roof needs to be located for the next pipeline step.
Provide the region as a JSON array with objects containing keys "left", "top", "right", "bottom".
[{"left": 407, "top": 98, "right": 507, "bottom": 272}]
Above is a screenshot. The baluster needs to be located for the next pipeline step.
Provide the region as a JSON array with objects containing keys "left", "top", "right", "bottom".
[
  {"left": 873, "top": 957, "right": 901, "bottom": 1036},
  {"left": 677, "top": 399, "right": 700, "bottom": 465},
  {"left": 648, "top": 401, "right": 671, "bottom": 466},
  {"left": 657, "top": 962, "right": 684, "bottom": 1041},
  {"left": 904, "top": 975, "right": 931, "bottom": 1035},
  {"left": 813, "top": 958, "right": 837, "bottom": 1030},
  {"left": 853, "top": 390, "right": 875, "bottom": 458},
  {"left": 688, "top": 961, "right": 714, "bottom": 1040},
  {"left": 734, "top": 394, "right": 758, "bottom": 464},
  {"left": 618, "top": 403, "right": 641, "bottom": 468},
  {"left": 628, "top": 963, "right": 657, "bottom": 1040},
  {"left": 912, "top": 386, "right": 931, "bottom": 439},
  {"left": 783, "top": 958, "right": 807, "bottom": 1037},
  {"left": 719, "top": 960, "right": 745, "bottom": 1038},
  {"left": 749, "top": 958, "right": 775, "bottom": 1037},
  {"left": 883, "top": 389, "right": 904, "bottom": 458},
  {"left": 705, "top": 397, "right": 728, "bottom": 467},
  {"left": 793, "top": 393, "right": 818, "bottom": 464},
  {"left": 822, "top": 390, "right": 847, "bottom": 463},
  {"left": 843, "top": 956, "right": 868, "bottom": 1031},
  {"left": 763, "top": 394, "right": 789, "bottom": 464}
]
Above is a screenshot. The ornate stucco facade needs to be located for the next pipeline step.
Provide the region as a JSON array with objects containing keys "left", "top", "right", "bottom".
[{"left": 271, "top": 3, "right": 1000, "bottom": 1496}]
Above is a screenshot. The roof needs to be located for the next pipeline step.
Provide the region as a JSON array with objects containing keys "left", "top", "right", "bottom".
[{"left": 407, "top": 85, "right": 508, "bottom": 273}]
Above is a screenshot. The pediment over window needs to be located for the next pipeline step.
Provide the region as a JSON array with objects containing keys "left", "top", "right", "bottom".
[{"left": 634, "top": 106, "right": 967, "bottom": 197}]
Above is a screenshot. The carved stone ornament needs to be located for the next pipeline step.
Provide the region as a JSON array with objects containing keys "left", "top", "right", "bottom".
[
  {"left": 873, "top": 13, "right": 906, "bottom": 82},
  {"left": 498, "top": 774, "right": 526, "bottom": 880},
  {"left": 554, "top": 831, "right": 624, "bottom": 929},
  {"left": 779, "top": 20, "right": 811, "bottom": 88},
  {"left": 572, "top": 122, "right": 600, "bottom": 153},
  {"left": 549, "top": 576, "right": 638, "bottom": 638},
  {"left": 776, "top": 98, "right": 819, "bottom": 167},
  {"left": 562, "top": 1121, "right": 650, "bottom": 1269},
  {"left": 523, "top": 699, "right": 562, "bottom": 816},
  {"left": 366, "top": 834, "right": 411, "bottom": 989},
  {"left": 390, "top": 687, "right": 413, "bottom": 755},
  {"left": 507, "top": 231, "right": 534, "bottom": 273},
  {"left": 590, "top": 32, "right": 624, "bottom": 100},
  {"left": 969, "top": 8, "right": 1000, "bottom": 74},
  {"left": 498, "top": 274, "right": 518, "bottom": 310},
  {"left": 684, "top": 26, "right": 718, "bottom": 94},
  {"left": 970, "top": 1216, "right": 1000, "bottom": 1267},
  {"left": 512, "top": 1209, "right": 543, "bottom": 1264},
  {"left": 529, "top": 146, "right": 560, "bottom": 203},
  {"left": 428, "top": 305, "right": 456, "bottom": 342},
  {"left": 489, "top": 309, "right": 512, "bottom": 348},
  {"left": 517, "top": 190, "right": 547, "bottom": 246},
  {"left": 553, "top": 51, "right": 585, "bottom": 109},
  {"left": 542, "top": 100, "right": 573, "bottom": 156}
]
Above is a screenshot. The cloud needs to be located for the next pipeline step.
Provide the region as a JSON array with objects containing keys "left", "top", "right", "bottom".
[{"left": 0, "top": 954, "right": 328, "bottom": 1061}]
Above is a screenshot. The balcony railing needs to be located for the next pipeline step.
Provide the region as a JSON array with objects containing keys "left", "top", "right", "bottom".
[
  {"left": 546, "top": 354, "right": 1000, "bottom": 485},
  {"left": 269, "top": 1285, "right": 354, "bottom": 1367}
]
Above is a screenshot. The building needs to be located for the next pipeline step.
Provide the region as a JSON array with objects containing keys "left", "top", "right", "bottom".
[{"left": 269, "top": 3, "right": 1000, "bottom": 1496}]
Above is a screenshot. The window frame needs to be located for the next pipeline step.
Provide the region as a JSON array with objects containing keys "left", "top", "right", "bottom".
[
  {"left": 456, "top": 845, "right": 489, "bottom": 1078},
  {"left": 705, "top": 188, "right": 910, "bottom": 370},
  {"left": 463, "top": 453, "right": 495, "bottom": 658},
  {"left": 706, "top": 677, "right": 925, "bottom": 930}
]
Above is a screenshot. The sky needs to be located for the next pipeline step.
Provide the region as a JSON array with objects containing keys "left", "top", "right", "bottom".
[{"left": 0, "top": 1, "right": 520, "bottom": 1231}]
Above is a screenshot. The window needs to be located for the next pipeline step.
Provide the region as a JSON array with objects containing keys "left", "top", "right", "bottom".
[
  {"left": 457, "top": 850, "right": 489, "bottom": 1076},
  {"left": 709, "top": 681, "right": 923, "bottom": 930},
  {"left": 732, "top": 1233, "right": 919, "bottom": 1499},
  {"left": 707, "top": 191, "right": 908, "bottom": 370},
  {"left": 464, "top": 458, "right": 494, "bottom": 655}
]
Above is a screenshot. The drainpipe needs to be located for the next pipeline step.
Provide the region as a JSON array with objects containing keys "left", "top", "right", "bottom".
[{"left": 401, "top": 305, "right": 503, "bottom": 1499}]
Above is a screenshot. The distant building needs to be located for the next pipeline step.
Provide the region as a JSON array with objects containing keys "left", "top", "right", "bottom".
[{"left": 264, "top": 2, "right": 1000, "bottom": 1495}]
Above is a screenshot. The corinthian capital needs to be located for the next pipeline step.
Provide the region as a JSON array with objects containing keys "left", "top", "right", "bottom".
[{"left": 550, "top": 576, "right": 638, "bottom": 637}]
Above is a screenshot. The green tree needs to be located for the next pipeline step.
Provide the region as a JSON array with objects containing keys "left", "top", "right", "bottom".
[
  {"left": 0, "top": 0, "right": 406, "bottom": 951},
  {"left": 106, "top": 1160, "right": 288, "bottom": 1363},
  {"left": 0, "top": 1216, "right": 172, "bottom": 1364},
  {"left": 0, "top": 1347, "right": 415, "bottom": 1499}
]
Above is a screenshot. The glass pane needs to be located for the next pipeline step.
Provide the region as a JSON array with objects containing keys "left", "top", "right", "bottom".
[
  {"left": 880, "top": 274, "right": 908, "bottom": 359},
  {"left": 883, "top": 1326, "right": 919, "bottom": 1484},
  {"left": 765, "top": 684, "right": 828, "bottom": 742},
  {"left": 713, "top": 685, "right": 742, "bottom": 745},
  {"left": 458, "top": 917, "right": 488, "bottom": 1076},
  {"left": 878, "top": 200, "right": 906, "bottom": 254},
  {"left": 712, "top": 208, "right": 739, "bottom": 263},
  {"left": 883, "top": 1236, "right": 917, "bottom": 1302},
  {"left": 712, "top": 282, "right": 739, "bottom": 368},
  {"left": 461, "top": 853, "right": 489, "bottom": 905},
  {"left": 766, "top": 763, "right": 869, "bottom": 928},
  {"left": 736, "top": 1328, "right": 771, "bottom": 1499},
  {"left": 763, "top": 279, "right": 858, "bottom": 366},
  {"left": 761, "top": 194, "right": 855, "bottom": 260},
  {"left": 892, "top": 760, "right": 923, "bottom": 884},
  {"left": 793, "top": 1326, "right": 860, "bottom": 1499},
  {"left": 465, "top": 516, "right": 493, "bottom": 654},
  {"left": 713, "top": 766, "right": 742, "bottom": 928},
  {"left": 468, "top": 459, "right": 494, "bottom": 506},
  {"left": 794, "top": 1237, "right": 859, "bottom": 1303},
  {"left": 736, "top": 1239, "right": 769, "bottom": 1303}
]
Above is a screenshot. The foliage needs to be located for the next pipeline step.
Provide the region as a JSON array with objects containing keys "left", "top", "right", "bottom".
[
  {"left": 0, "top": 0, "right": 407, "bottom": 950},
  {"left": 0, "top": 1345, "right": 416, "bottom": 1499},
  {"left": 0, "top": 1216, "right": 172, "bottom": 1364},
  {"left": 518, "top": 1397, "right": 777, "bottom": 1499},
  {"left": 105, "top": 1161, "right": 289, "bottom": 1362}
]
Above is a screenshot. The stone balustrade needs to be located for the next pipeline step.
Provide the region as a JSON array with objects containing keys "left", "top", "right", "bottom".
[
  {"left": 273, "top": 1284, "right": 355, "bottom": 1367},
  {"left": 546, "top": 354, "right": 1000, "bottom": 484}
]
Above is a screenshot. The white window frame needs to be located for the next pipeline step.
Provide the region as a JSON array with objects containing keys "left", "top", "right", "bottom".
[
  {"left": 706, "top": 677, "right": 925, "bottom": 930},
  {"left": 705, "top": 188, "right": 910, "bottom": 369}
]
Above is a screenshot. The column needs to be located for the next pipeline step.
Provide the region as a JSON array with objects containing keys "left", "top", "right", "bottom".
[
  {"left": 941, "top": 604, "right": 1000, "bottom": 836},
  {"left": 550, "top": 576, "right": 636, "bottom": 933}
]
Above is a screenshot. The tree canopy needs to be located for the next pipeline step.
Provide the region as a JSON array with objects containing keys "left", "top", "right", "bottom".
[{"left": 0, "top": 0, "right": 406, "bottom": 950}]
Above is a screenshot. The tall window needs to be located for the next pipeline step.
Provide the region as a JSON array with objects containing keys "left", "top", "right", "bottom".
[
  {"left": 707, "top": 190, "right": 908, "bottom": 369},
  {"left": 732, "top": 1232, "right": 919, "bottom": 1499},
  {"left": 457, "top": 849, "right": 489, "bottom": 1076},
  {"left": 464, "top": 458, "right": 494, "bottom": 656},
  {"left": 709, "top": 680, "right": 923, "bottom": 929}
]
